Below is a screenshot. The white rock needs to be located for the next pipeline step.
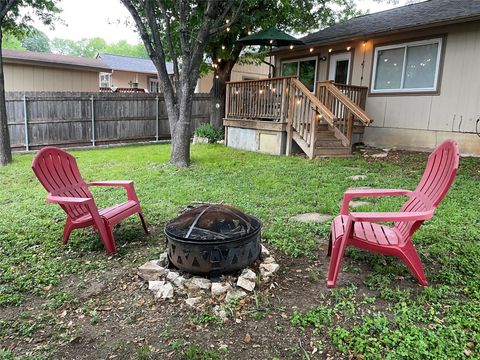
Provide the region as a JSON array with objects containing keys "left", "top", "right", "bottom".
[
  {"left": 237, "top": 277, "right": 255, "bottom": 292},
  {"left": 211, "top": 282, "right": 232, "bottom": 297},
  {"left": 148, "top": 280, "right": 166, "bottom": 293},
  {"left": 158, "top": 252, "right": 169, "bottom": 267},
  {"left": 240, "top": 269, "right": 256, "bottom": 281},
  {"left": 262, "top": 256, "right": 276, "bottom": 264},
  {"left": 260, "top": 263, "right": 280, "bottom": 278},
  {"left": 184, "top": 277, "right": 211, "bottom": 291},
  {"left": 138, "top": 261, "right": 167, "bottom": 281},
  {"left": 226, "top": 289, "right": 247, "bottom": 302},
  {"left": 155, "top": 282, "right": 174, "bottom": 299},
  {"left": 349, "top": 175, "right": 367, "bottom": 181},
  {"left": 173, "top": 276, "right": 186, "bottom": 288},
  {"left": 260, "top": 244, "right": 270, "bottom": 257},
  {"left": 185, "top": 296, "right": 202, "bottom": 307},
  {"left": 166, "top": 271, "right": 180, "bottom": 282}
]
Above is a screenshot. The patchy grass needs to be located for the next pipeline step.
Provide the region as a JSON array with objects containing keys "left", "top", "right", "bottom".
[{"left": 0, "top": 143, "right": 479, "bottom": 358}]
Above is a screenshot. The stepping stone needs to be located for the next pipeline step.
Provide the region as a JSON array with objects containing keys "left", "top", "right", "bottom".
[
  {"left": 289, "top": 213, "right": 332, "bottom": 223},
  {"left": 349, "top": 175, "right": 367, "bottom": 181},
  {"left": 370, "top": 153, "right": 388, "bottom": 158},
  {"left": 349, "top": 200, "right": 372, "bottom": 208}
]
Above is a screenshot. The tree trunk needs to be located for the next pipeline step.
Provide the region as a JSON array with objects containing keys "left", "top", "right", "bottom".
[
  {"left": 0, "top": 28, "right": 12, "bottom": 166},
  {"left": 209, "top": 61, "right": 235, "bottom": 129}
]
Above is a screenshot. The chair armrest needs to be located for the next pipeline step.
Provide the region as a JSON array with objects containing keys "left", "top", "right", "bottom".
[
  {"left": 349, "top": 210, "right": 434, "bottom": 222},
  {"left": 87, "top": 180, "right": 133, "bottom": 188},
  {"left": 87, "top": 180, "right": 139, "bottom": 202},
  {"left": 46, "top": 194, "right": 92, "bottom": 205},
  {"left": 340, "top": 189, "right": 412, "bottom": 215}
]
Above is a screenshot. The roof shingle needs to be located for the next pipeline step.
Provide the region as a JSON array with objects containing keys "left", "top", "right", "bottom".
[
  {"left": 302, "top": 0, "right": 480, "bottom": 45},
  {"left": 98, "top": 53, "right": 173, "bottom": 75}
]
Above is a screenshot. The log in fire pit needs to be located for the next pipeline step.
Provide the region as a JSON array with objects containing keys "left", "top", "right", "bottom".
[{"left": 164, "top": 204, "right": 262, "bottom": 278}]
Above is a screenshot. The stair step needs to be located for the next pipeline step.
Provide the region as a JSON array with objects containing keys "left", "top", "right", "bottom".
[
  {"left": 314, "top": 147, "right": 352, "bottom": 156},
  {"left": 315, "top": 139, "right": 344, "bottom": 147},
  {"left": 316, "top": 124, "right": 332, "bottom": 132},
  {"left": 316, "top": 131, "right": 338, "bottom": 140}
]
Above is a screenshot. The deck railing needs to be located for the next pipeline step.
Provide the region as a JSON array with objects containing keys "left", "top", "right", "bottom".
[
  {"left": 225, "top": 76, "right": 293, "bottom": 122},
  {"left": 316, "top": 81, "right": 373, "bottom": 134},
  {"left": 225, "top": 77, "right": 372, "bottom": 158}
]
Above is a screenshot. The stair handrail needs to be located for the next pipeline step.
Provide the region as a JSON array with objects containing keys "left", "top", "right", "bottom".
[{"left": 316, "top": 81, "right": 373, "bottom": 126}]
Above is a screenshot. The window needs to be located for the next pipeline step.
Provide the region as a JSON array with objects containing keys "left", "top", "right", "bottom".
[
  {"left": 371, "top": 38, "right": 442, "bottom": 93},
  {"left": 281, "top": 57, "right": 317, "bottom": 92},
  {"left": 100, "top": 73, "right": 111, "bottom": 87},
  {"left": 149, "top": 78, "right": 160, "bottom": 93}
]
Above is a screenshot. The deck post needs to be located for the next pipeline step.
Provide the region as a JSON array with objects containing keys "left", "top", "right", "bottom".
[
  {"left": 347, "top": 112, "right": 354, "bottom": 148},
  {"left": 285, "top": 80, "right": 295, "bottom": 156},
  {"left": 279, "top": 78, "right": 287, "bottom": 123},
  {"left": 23, "top": 95, "right": 29, "bottom": 151},
  {"left": 90, "top": 95, "right": 95, "bottom": 146},
  {"left": 155, "top": 95, "right": 159, "bottom": 141}
]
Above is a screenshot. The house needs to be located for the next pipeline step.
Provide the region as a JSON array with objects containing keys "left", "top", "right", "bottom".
[
  {"left": 224, "top": 0, "right": 480, "bottom": 156},
  {"left": 98, "top": 53, "right": 269, "bottom": 93},
  {"left": 2, "top": 49, "right": 111, "bottom": 92},
  {"left": 96, "top": 53, "right": 173, "bottom": 92}
]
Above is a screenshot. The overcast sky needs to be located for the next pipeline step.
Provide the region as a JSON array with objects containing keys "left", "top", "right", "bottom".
[{"left": 33, "top": 0, "right": 413, "bottom": 44}]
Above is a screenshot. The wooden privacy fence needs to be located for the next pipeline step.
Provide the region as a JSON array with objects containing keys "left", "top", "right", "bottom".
[{"left": 6, "top": 92, "right": 211, "bottom": 150}]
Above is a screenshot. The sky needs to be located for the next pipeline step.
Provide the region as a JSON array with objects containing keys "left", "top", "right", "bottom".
[{"left": 33, "top": 0, "right": 414, "bottom": 44}]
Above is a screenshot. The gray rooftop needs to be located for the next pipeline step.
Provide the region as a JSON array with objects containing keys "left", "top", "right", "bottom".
[
  {"left": 97, "top": 53, "right": 173, "bottom": 75},
  {"left": 301, "top": 0, "right": 480, "bottom": 45}
]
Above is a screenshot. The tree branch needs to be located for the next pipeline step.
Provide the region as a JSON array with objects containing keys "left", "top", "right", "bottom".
[{"left": 0, "top": 0, "right": 18, "bottom": 19}]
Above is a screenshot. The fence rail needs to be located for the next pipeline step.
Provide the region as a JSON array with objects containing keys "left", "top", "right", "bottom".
[{"left": 6, "top": 92, "right": 211, "bottom": 150}]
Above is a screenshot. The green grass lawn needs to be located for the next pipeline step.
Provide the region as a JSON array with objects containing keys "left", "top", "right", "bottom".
[{"left": 0, "top": 143, "right": 479, "bottom": 359}]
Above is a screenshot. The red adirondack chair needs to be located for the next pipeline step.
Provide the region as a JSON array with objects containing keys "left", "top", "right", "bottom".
[
  {"left": 32, "top": 147, "right": 148, "bottom": 254},
  {"left": 327, "top": 140, "right": 459, "bottom": 287}
]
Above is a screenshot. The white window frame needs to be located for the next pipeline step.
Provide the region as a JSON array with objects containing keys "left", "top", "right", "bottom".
[
  {"left": 371, "top": 37, "right": 443, "bottom": 94},
  {"left": 149, "top": 78, "right": 160, "bottom": 93},
  {"left": 100, "top": 73, "right": 111, "bottom": 87},
  {"left": 280, "top": 56, "right": 318, "bottom": 92}
]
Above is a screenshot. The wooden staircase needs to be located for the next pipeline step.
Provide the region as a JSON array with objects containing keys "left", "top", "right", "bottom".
[{"left": 224, "top": 77, "right": 373, "bottom": 159}]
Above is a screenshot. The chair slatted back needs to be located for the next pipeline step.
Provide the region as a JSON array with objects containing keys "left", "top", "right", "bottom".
[
  {"left": 32, "top": 147, "right": 94, "bottom": 220},
  {"left": 395, "top": 140, "right": 460, "bottom": 238}
]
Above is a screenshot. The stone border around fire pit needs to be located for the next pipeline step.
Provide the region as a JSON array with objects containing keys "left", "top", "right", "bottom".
[{"left": 138, "top": 244, "right": 279, "bottom": 315}]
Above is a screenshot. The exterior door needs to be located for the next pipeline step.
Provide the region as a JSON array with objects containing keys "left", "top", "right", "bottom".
[
  {"left": 281, "top": 57, "right": 317, "bottom": 92},
  {"left": 328, "top": 52, "right": 351, "bottom": 84}
]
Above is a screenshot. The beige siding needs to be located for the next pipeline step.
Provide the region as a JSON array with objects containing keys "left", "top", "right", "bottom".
[
  {"left": 275, "top": 20, "right": 480, "bottom": 154},
  {"left": 4, "top": 63, "right": 99, "bottom": 92},
  {"left": 109, "top": 70, "right": 153, "bottom": 90}
]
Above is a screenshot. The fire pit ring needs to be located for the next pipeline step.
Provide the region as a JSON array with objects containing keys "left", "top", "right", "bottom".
[{"left": 164, "top": 204, "right": 262, "bottom": 278}]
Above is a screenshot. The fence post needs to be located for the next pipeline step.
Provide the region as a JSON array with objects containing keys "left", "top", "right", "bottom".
[
  {"left": 23, "top": 95, "right": 29, "bottom": 151},
  {"left": 155, "top": 95, "right": 159, "bottom": 141},
  {"left": 90, "top": 95, "right": 95, "bottom": 146}
]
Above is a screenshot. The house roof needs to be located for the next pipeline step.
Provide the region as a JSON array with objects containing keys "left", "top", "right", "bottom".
[
  {"left": 301, "top": 0, "right": 480, "bottom": 46},
  {"left": 2, "top": 49, "right": 111, "bottom": 72},
  {"left": 97, "top": 53, "right": 173, "bottom": 75}
]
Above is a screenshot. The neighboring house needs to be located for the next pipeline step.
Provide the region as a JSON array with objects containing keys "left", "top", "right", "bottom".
[
  {"left": 98, "top": 53, "right": 269, "bottom": 94},
  {"left": 96, "top": 53, "right": 173, "bottom": 92},
  {"left": 2, "top": 49, "right": 110, "bottom": 92},
  {"left": 269, "top": 0, "right": 480, "bottom": 155},
  {"left": 195, "top": 62, "right": 270, "bottom": 93}
]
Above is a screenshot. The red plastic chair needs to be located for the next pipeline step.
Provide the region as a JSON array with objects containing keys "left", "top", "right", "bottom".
[
  {"left": 32, "top": 147, "right": 148, "bottom": 254},
  {"left": 327, "top": 140, "right": 459, "bottom": 287}
]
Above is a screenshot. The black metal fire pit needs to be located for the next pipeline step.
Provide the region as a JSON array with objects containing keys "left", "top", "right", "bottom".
[{"left": 164, "top": 204, "right": 262, "bottom": 278}]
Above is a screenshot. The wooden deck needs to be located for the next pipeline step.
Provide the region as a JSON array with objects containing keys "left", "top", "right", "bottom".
[{"left": 224, "top": 78, "right": 373, "bottom": 158}]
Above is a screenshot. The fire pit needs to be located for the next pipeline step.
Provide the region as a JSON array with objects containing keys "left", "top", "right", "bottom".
[{"left": 164, "top": 204, "right": 262, "bottom": 278}]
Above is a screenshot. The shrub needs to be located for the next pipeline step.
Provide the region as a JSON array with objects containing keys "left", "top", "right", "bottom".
[{"left": 194, "top": 123, "right": 224, "bottom": 143}]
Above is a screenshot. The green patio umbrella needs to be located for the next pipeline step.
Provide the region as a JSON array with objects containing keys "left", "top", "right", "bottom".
[{"left": 237, "top": 27, "right": 305, "bottom": 77}]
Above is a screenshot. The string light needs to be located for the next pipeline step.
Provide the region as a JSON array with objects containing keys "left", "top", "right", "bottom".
[
  {"left": 362, "top": 41, "right": 367, "bottom": 47},
  {"left": 215, "top": 75, "right": 219, "bottom": 79},
  {"left": 347, "top": 46, "right": 351, "bottom": 51},
  {"left": 259, "top": 89, "right": 264, "bottom": 94},
  {"left": 289, "top": 45, "right": 294, "bottom": 50},
  {"left": 328, "top": 48, "right": 332, "bottom": 53},
  {"left": 309, "top": 48, "right": 314, "bottom": 52},
  {"left": 269, "top": 40, "right": 273, "bottom": 44},
  {"left": 217, "top": 58, "right": 221, "bottom": 62},
  {"left": 226, "top": 27, "right": 230, "bottom": 32},
  {"left": 221, "top": 45, "right": 225, "bottom": 50},
  {"left": 225, "top": 19, "right": 229, "bottom": 24},
  {"left": 248, "top": 30, "right": 252, "bottom": 35}
]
